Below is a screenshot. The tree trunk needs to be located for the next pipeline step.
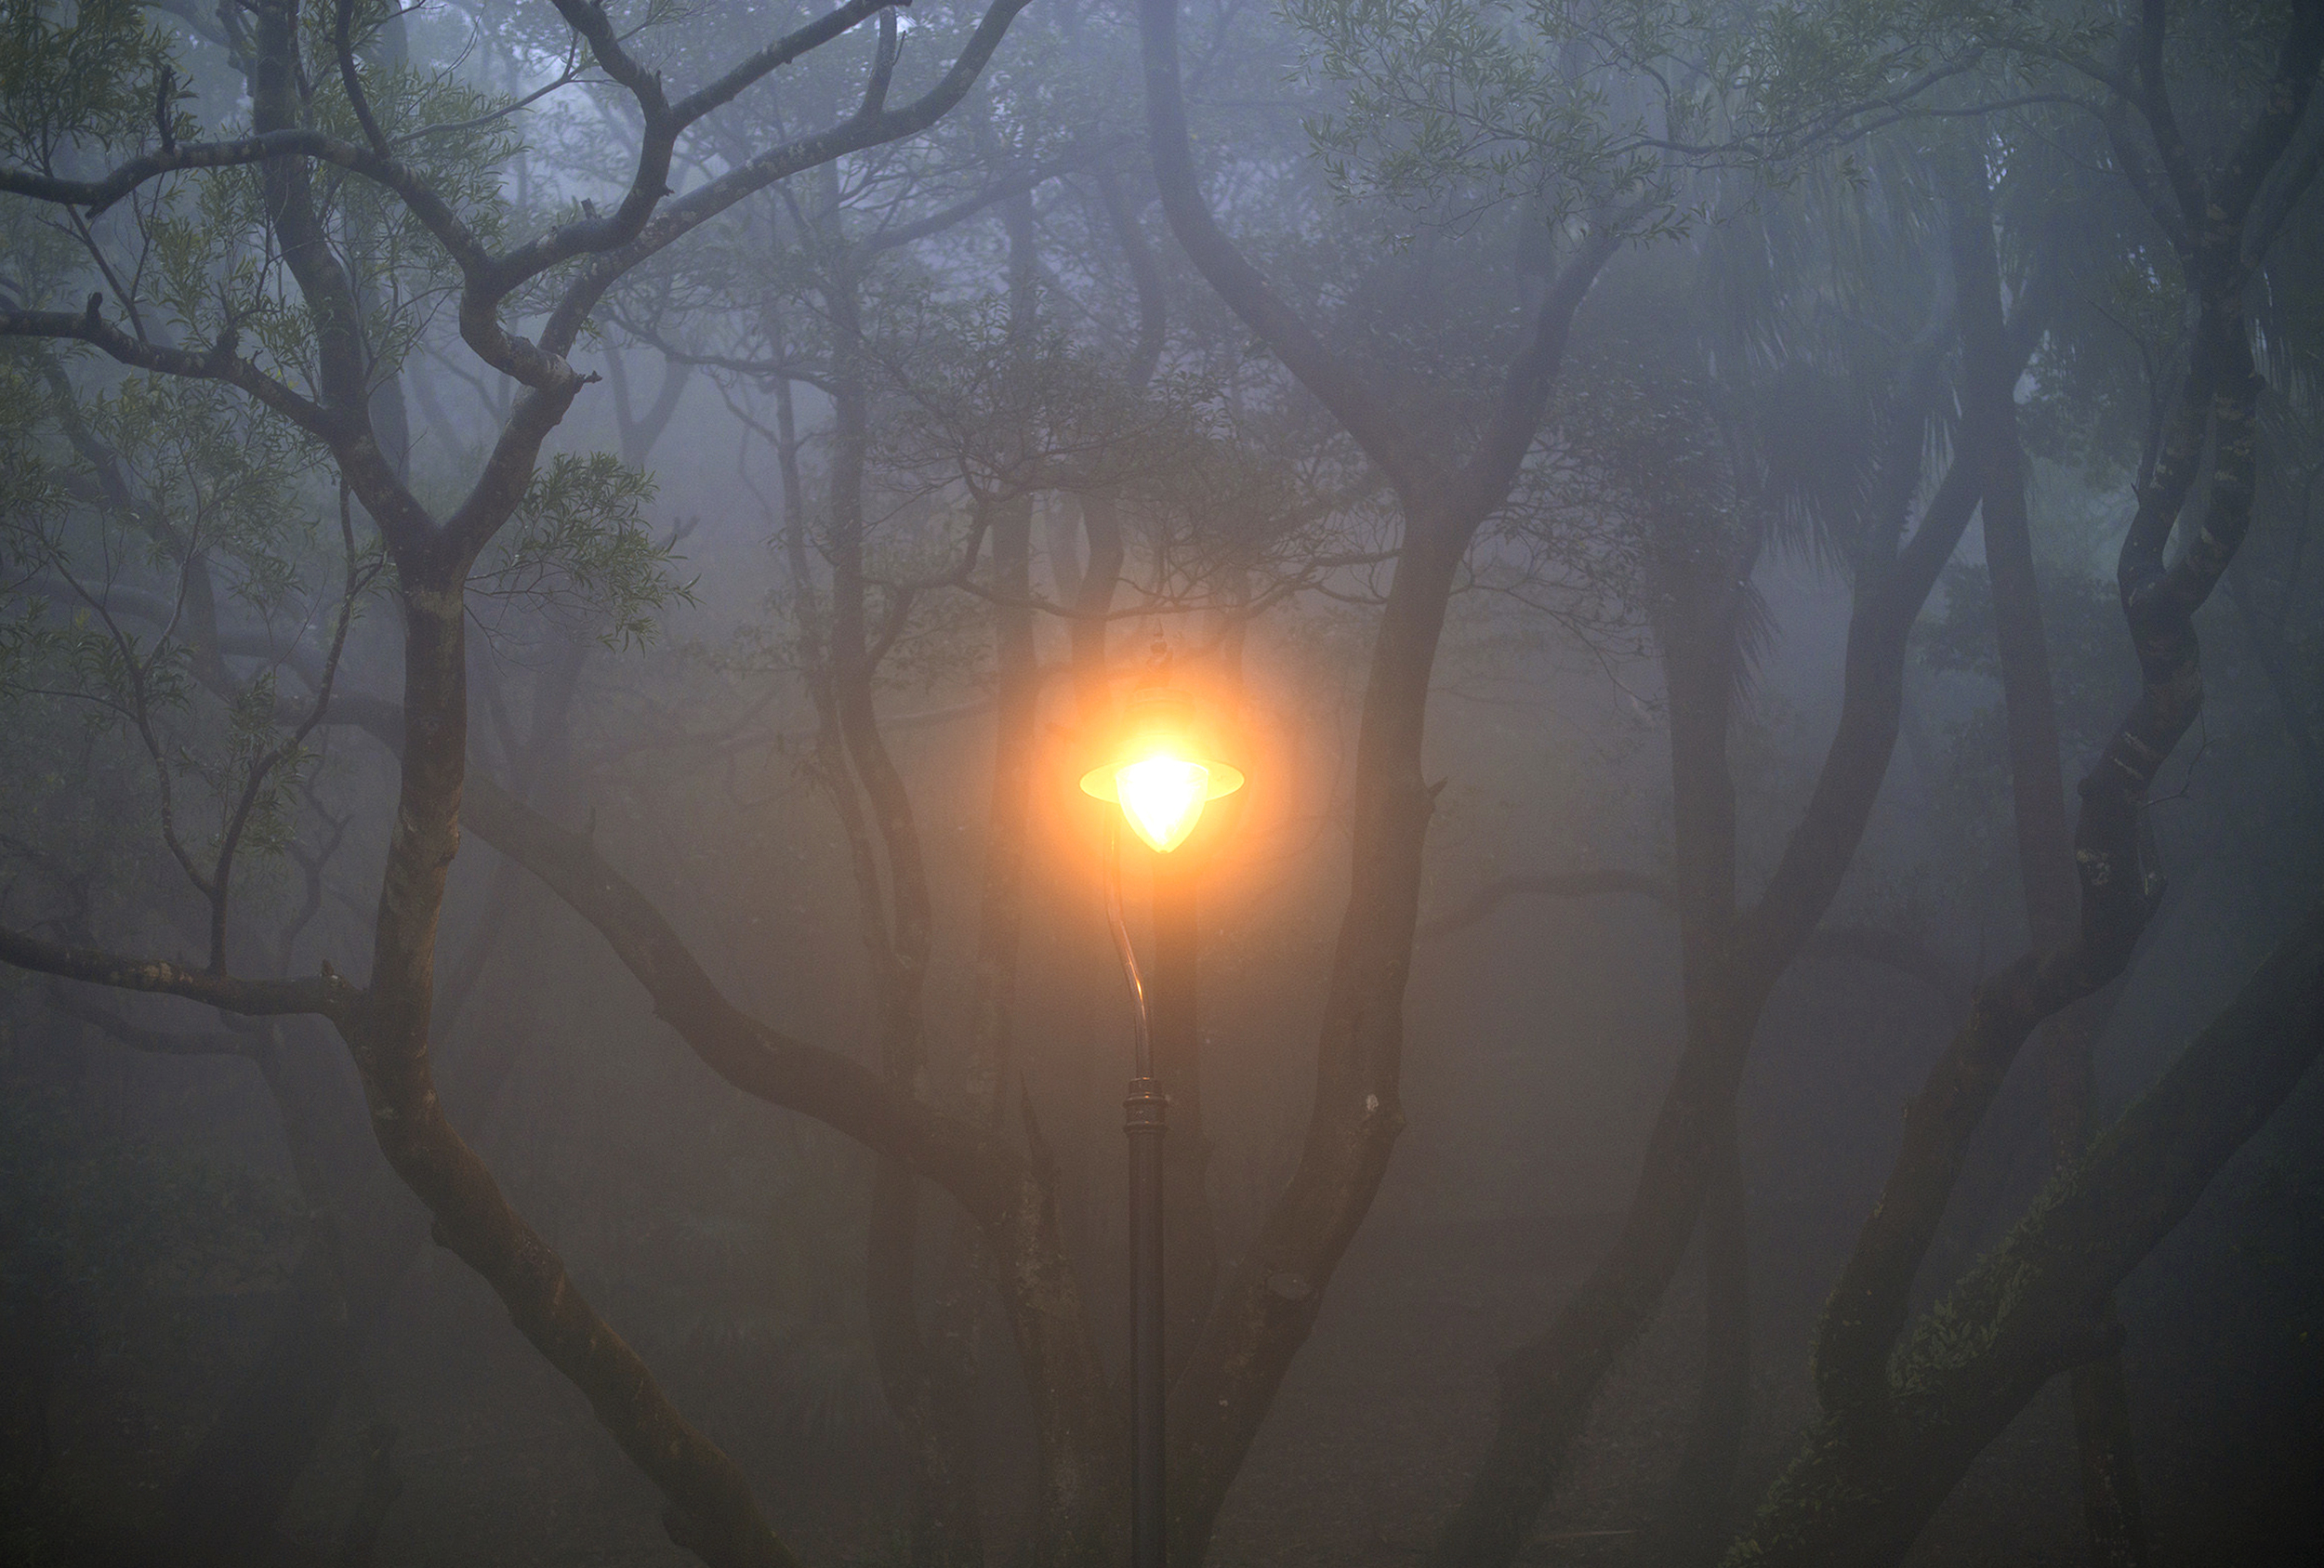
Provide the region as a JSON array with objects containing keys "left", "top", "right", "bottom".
[
  {"left": 1954, "top": 145, "right": 2149, "bottom": 1568},
  {"left": 1637, "top": 521, "right": 1756, "bottom": 1568},
  {"left": 1433, "top": 291, "right": 2005, "bottom": 1567},
  {"left": 1729, "top": 905, "right": 2324, "bottom": 1567},
  {"left": 1644, "top": 1116, "right": 1751, "bottom": 1568},
  {"left": 347, "top": 573, "right": 797, "bottom": 1568},
  {"left": 135, "top": 585, "right": 593, "bottom": 1565},
  {"left": 821, "top": 216, "right": 981, "bottom": 1561},
  {"left": 0, "top": 1, "right": 1053, "bottom": 1561},
  {"left": 1139, "top": 4, "right": 1623, "bottom": 1552},
  {"left": 1790, "top": 60, "right": 2298, "bottom": 1530}
]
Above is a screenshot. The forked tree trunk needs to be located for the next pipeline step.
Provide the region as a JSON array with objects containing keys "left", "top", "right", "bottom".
[
  {"left": 1138, "top": 2, "right": 1623, "bottom": 1553},
  {"left": 112, "top": 305, "right": 598, "bottom": 1556},
  {"left": 1434, "top": 268, "right": 2033, "bottom": 1565}
]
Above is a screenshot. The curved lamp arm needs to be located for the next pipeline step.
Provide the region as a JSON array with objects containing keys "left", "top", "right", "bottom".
[{"left": 1104, "top": 817, "right": 1153, "bottom": 1079}]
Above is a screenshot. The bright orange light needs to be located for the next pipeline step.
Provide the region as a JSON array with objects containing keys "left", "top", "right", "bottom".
[
  {"left": 1077, "top": 671, "right": 1246, "bottom": 851},
  {"left": 1114, "top": 755, "right": 1211, "bottom": 853}
]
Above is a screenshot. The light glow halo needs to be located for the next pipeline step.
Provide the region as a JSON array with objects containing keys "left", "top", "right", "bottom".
[{"left": 1076, "top": 676, "right": 1247, "bottom": 853}]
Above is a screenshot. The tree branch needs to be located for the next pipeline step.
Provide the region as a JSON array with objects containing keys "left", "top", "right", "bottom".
[
  {"left": 0, "top": 926, "right": 355, "bottom": 1019},
  {"left": 538, "top": 0, "right": 1040, "bottom": 361},
  {"left": 1736, "top": 903, "right": 2324, "bottom": 1566},
  {"left": 1138, "top": 0, "right": 1431, "bottom": 498},
  {"left": 1, "top": 304, "right": 330, "bottom": 441},
  {"left": 456, "top": 771, "right": 1020, "bottom": 1220}
]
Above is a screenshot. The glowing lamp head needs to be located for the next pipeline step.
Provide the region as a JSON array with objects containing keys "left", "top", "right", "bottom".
[
  {"left": 1079, "top": 677, "right": 1246, "bottom": 854},
  {"left": 1113, "top": 755, "right": 1212, "bottom": 853}
]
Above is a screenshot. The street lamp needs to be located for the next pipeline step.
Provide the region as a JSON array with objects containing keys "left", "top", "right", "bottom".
[{"left": 1079, "top": 649, "right": 1244, "bottom": 1568}]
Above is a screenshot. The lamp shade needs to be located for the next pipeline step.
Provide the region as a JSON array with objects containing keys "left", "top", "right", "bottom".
[{"left": 1078, "top": 682, "right": 1246, "bottom": 853}]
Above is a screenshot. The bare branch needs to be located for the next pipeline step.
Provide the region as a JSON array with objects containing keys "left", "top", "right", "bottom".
[
  {"left": 0, "top": 925, "right": 355, "bottom": 1018},
  {"left": 457, "top": 770, "right": 1023, "bottom": 1221},
  {"left": 335, "top": 0, "right": 395, "bottom": 159},
  {"left": 539, "top": 0, "right": 1043, "bottom": 359}
]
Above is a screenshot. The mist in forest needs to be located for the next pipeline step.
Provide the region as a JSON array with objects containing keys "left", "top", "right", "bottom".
[{"left": 1, "top": 1, "right": 2319, "bottom": 1565}]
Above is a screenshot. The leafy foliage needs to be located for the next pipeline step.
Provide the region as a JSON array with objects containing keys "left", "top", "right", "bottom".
[
  {"left": 472, "top": 452, "right": 691, "bottom": 650},
  {"left": 0, "top": 0, "right": 177, "bottom": 170}
]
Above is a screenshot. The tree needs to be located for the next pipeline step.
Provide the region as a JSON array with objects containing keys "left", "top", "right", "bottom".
[
  {"left": 0, "top": 1, "right": 1036, "bottom": 1561},
  {"left": 1744, "top": 1, "right": 2324, "bottom": 1559},
  {"left": 1129, "top": 0, "right": 2041, "bottom": 1559}
]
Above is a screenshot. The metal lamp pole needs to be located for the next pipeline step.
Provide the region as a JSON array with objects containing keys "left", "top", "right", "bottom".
[
  {"left": 1104, "top": 820, "right": 1167, "bottom": 1568},
  {"left": 1083, "top": 646, "right": 1239, "bottom": 1568}
]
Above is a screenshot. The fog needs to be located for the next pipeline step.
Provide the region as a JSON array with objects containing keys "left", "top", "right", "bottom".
[{"left": 2, "top": 2, "right": 2319, "bottom": 1565}]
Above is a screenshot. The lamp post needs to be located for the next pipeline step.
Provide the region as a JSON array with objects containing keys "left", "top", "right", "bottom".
[{"left": 1079, "top": 652, "right": 1244, "bottom": 1568}]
